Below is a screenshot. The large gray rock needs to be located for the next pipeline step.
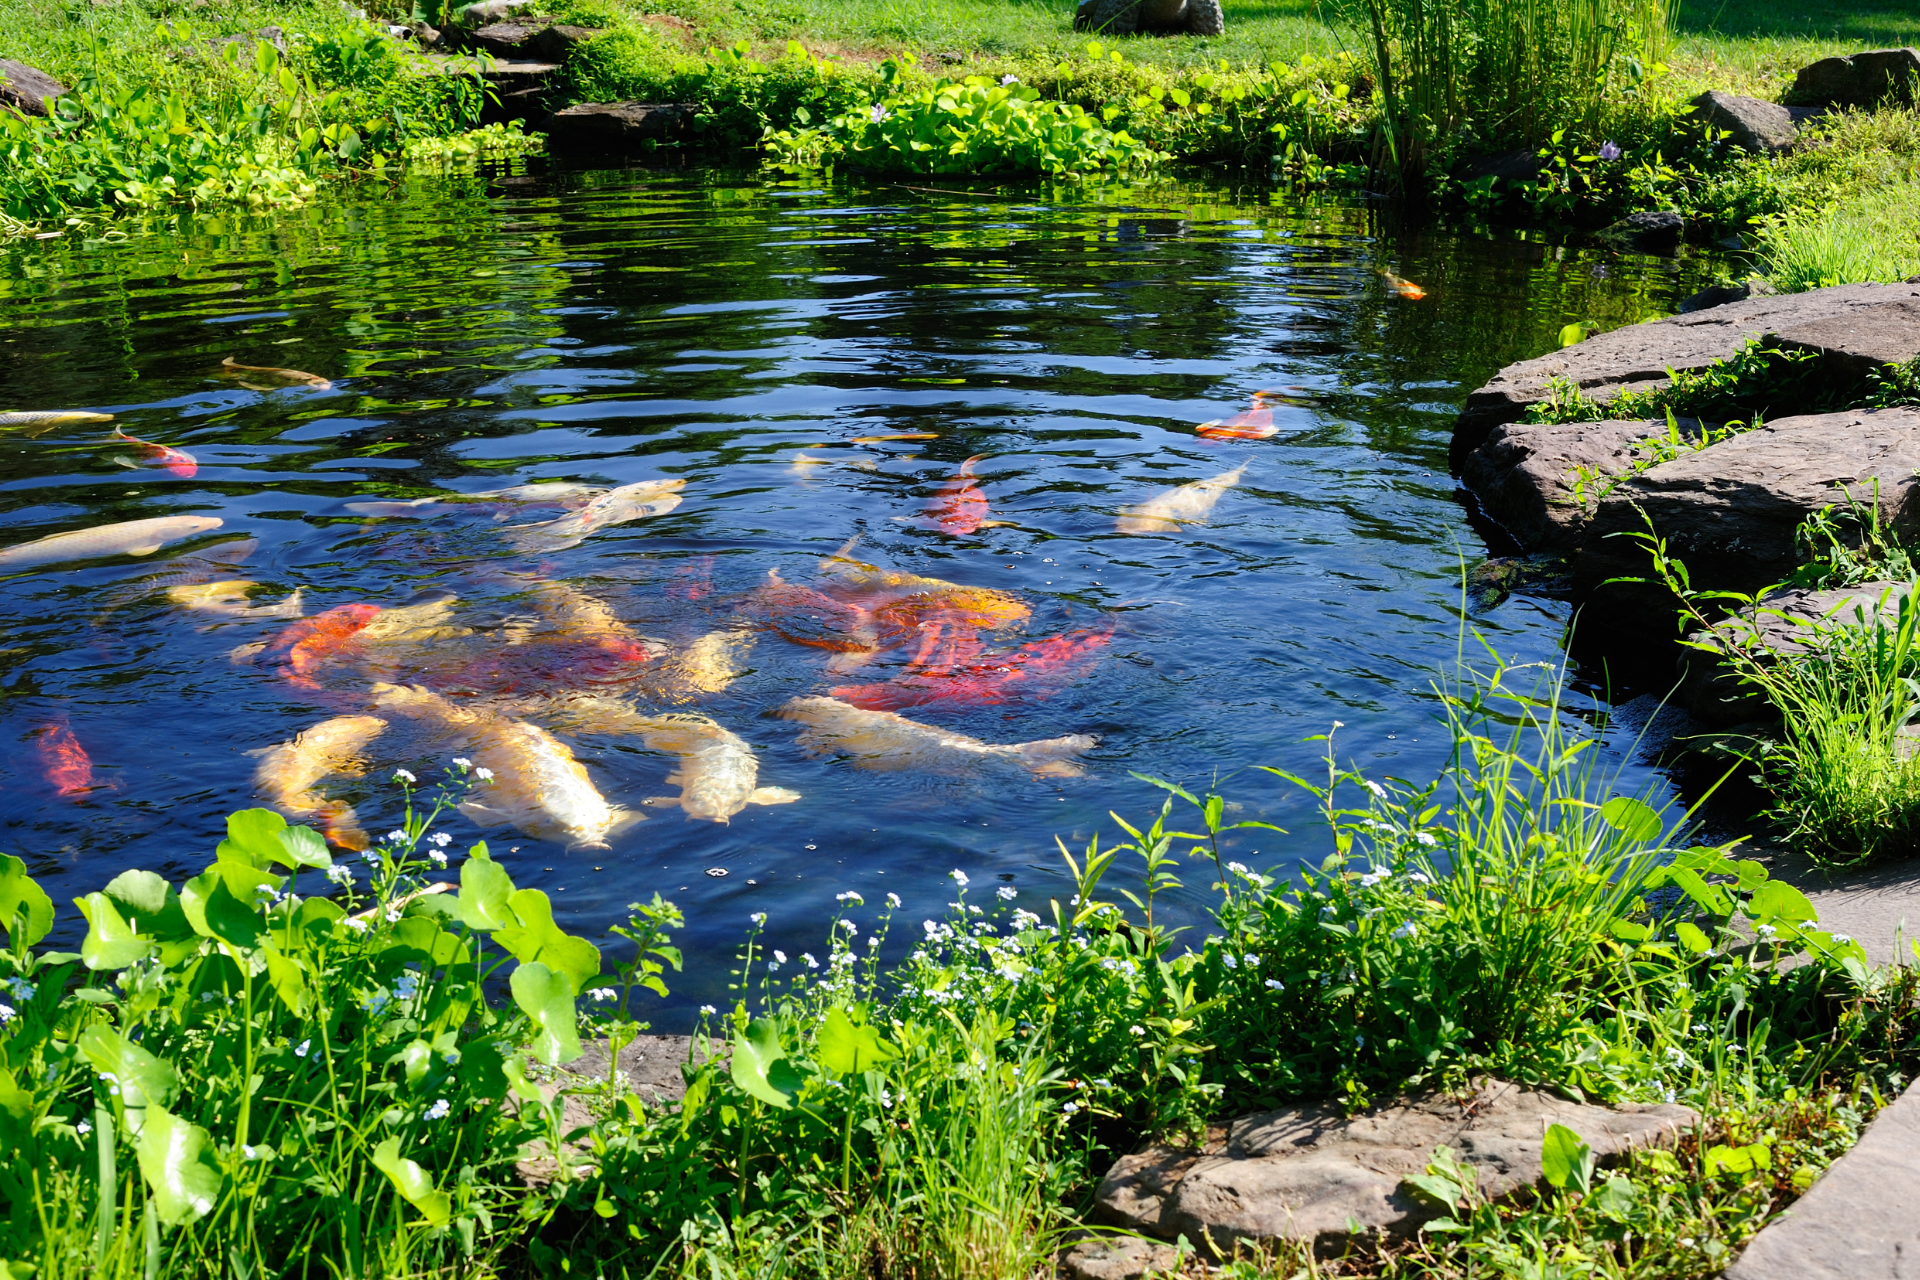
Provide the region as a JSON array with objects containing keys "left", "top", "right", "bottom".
[
  {"left": 1690, "top": 90, "right": 1798, "bottom": 153},
  {"left": 1060, "top": 1236, "right": 1182, "bottom": 1280},
  {"left": 541, "top": 100, "right": 698, "bottom": 151},
  {"left": 463, "top": 18, "right": 552, "bottom": 56},
  {"left": 1452, "top": 282, "right": 1920, "bottom": 465},
  {"left": 1094, "top": 1079, "right": 1694, "bottom": 1254},
  {"left": 1596, "top": 210, "right": 1683, "bottom": 254},
  {"left": 1768, "top": 297, "right": 1920, "bottom": 381},
  {"left": 1568, "top": 408, "right": 1920, "bottom": 652},
  {"left": 1787, "top": 48, "right": 1920, "bottom": 109},
  {"left": 1679, "top": 581, "right": 1908, "bottom": 725},
  {"left": 0, "top": 59, "right": 66, "bottom": 118},
  {"left": 1462, "top": 417, "right": 1704, "bottom": 551},
  {"left": 1724, "top": 1079, "right": 1920, "bottom": 1280},
  {"left": 1075, "top": 0, "right": 1225, "bottom": 36}
]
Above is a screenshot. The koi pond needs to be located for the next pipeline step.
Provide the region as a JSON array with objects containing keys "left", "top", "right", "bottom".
[{"left": 0, "top": 170, "right": 1722, "bottom": 1018}]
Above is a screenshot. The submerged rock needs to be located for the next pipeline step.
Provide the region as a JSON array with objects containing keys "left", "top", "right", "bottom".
[
  {"left": 0, "top": 59, "right": 66, "bottom": 118},
  {"left": 1595, "top": 209, "right": 1684, "bottom": 254},
  {"left": 1568, "top": 407, "right": 1920, "bottom": 653},
  {"left": 1787, "top": 47, "right": 1920, "bottom": 109},
  {"left": 541, "top": 101, "right": 699, "bottom": 151},
  {"left": 1093, "top": 1079, "right": 1693, "bottom": 1254},
  {"left": 1689, "top": 90, "right": 1798, "bottom": 154},
  {"left": 1451, "top": 281, "right": 1920, "bottom": 465}
]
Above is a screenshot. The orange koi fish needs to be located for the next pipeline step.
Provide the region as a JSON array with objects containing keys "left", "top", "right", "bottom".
[
  {"left": 924, "top": 455, "right": 991, "bottom": 534},
  {"left": 666, "top": 555, "right": 715, "bottom": 602},
  {"left": 31, "top": 719, "right": 95, "bottom": 798},
  {"left": 848, "top": 433, "right": 939, "bottom": 443},
  {"left": 1196, "top": 395, "right": 1279, "bottom": 441},
  {"left": 260, "top": 604, "right": 382, "bottom": 690},
  {"left": 1381, "top": 270, "right": 1427, "bottom": 300},
  {"left": 111, "top": 428, "right": 198, "bottom": 478},
  {"left": 832, "top": 622, "right": 1113, "bottom": 710},
  {"left": 746, "top": 573, "right": 878, "bottom": 652}
]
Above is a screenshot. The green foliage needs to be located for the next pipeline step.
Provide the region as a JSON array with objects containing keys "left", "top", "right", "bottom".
[
  {"left": 1756, "top": 181, "right": 1920, "bottom": 293},
  {"left": 767, "top": 59, "right": 1166, "bottom": 178},
  {"left": 1522, "top": 338, "right": 1836, "bottom": 427}
]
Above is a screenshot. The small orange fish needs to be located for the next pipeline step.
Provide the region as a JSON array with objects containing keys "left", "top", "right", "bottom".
[
  {"left": 667, "top": 555, "right": 715, "bottom": 601},
  {"left": 848, "top": 433, "right": 939, "bottom": 443},
  {"left": 111, "top": 428, "right": 198, "bottom": 478},
  {"left": 31, "top": 719, "right": 95, "bottom": 798},
  {"left": 924, "top": 455, "right": 991, "bottom": 534},
  {"left": 221, "top": 356, "right": 333, "bottom": 390},
  {"left": 261, "top": 604, "right": 382, "bottom": 690},
  {"left": 1196, "top": 396, "right": 1278, "bottom": 440},
  {"left": 1382, "top": 270, "right": 1427, "bottom": 300}
]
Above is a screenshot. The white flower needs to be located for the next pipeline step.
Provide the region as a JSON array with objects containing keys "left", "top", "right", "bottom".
[
  {"left": 1062, "top": 1100, "right": 1080, "bottom": 1114},
  {"left": 1757, "top": 924, "right": 1777, "bottom": 939},
  {"left": 588, "top": 987, "right": 617, "bottom": 1002},
  {"left": 294, "top": 1039, "right": 311, "bottom": 1058},
  {"left": 950, "top": 870, "right": 969, "bottom": 887},
  {"left": 839, "top": 920, "right": 858, "bottom": 936},
  {"left": 1364, "top": 779, "right": 1386, "bottom": 799},
  {"left": 997, "top": 886, "right": 1017, "bottom": 900},
  {"left": 0, "top": 1004, "right": 13, "bottom": 1025},
  {"left": 452, "top": 757, "right": 472, "bottom": 769},
  {"left": 1357, "top": 868, "right": 1387, "bottom": 888},
  {"left": 424, "top": 1098, "right": 451, "bottom": 1122},
  {"left": 1413, "top": 833, "right": 1438, "bottom": 848},
  {"left": 869, "top": 103, "right": 890, "bottom": 123},
  {"left": 1264, "top": 978, "right": 1285, "bottom": 991},
  {"left": 428, "top": 832, "right": 452, "bottom": 848},
  {"left": 386, "top": 829, "right": 408, "bottom": 844},
  {"left": 999, "top": 73, "right": 1018, "bottom": 85},
  {"left": 1407, "top": 868, "right": 1432, "bottom": 882},
  {"left": 1392, "top": 921, "right": 1417, "bottom": 939},
  {"left": 868, "top": 936, "right": 881, "bottom": 949},
  {"left": 343, "top": 917, "right": 368, "bottom": 931},
  {"left": 394, "top": 769, "right": 417, "bottom": 784},
  {"left": 750, "top": 912, "right": 767, "bottom": 927},
  {"left": 1221, "top": 953, "right": 1237, "bottom": 969},
  {"left": 474, "top": 767, "right": 493, "bottom": 781},
  {"left": 1227, "top": 861, "right": 1250, "bottom": 875},
  {"left": 886, "top": 892, "right": 902, "bottom": 908},
  {"left": 836, "top": 891, "right": 864, "bottom": 905},
  {"left": 325, "top": 865, "right": 353, "bottom": 886},
  {"left": 1012, "top": 909, "right": 1041, "bottom": 929},
  {"left": 699, "top": 1004, "right": 717, "bottom": 1016},
  {"left": 773, "top": 950, "right": 788, "bottom": 965},
  {"left": 76, "top": 1119, "right": 92, "bottom": 1136},
  {"left": 924, "top": 920, "right": 939, "bottom": 936},
  {"left": 1332, "top": 720, "right": 1344, "bottom": 729},
  {"left": 1834, "top": 933, "right": 1853, "bottom": 944},
  {"left": 1128, "top": 1025, "right": 1145, "bottom": 1036},
  {"left": 428, "top": 850, "right": 447, "bottom": 866},
  {"left": 1243, "top": 954, "right": 1260, "bottom": 968},
  {"left": 803, "top": 953, "right": 819, "bottom": 969},
  {"left": 384, "top": 907, "right": 402, "bottom": 923},
  {"left": 879, "top": 1088, "right": 894, "bottom": 1109}
]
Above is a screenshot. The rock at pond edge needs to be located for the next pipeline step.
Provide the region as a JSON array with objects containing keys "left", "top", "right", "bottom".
[
  {"left": 541, "top": 101, "right": 699, "bottom": 151},
  {"left": 1460, "top": 417, "right": 1706, "bottom": 552},
  {"left": 1595, "top": 209, "right": 1684, "bottom": 255},
  {"left": 1677, "top": 581, "right": 1910, "bottom": 726},
  {"left": 1092, "top": 1078, "right": 1694, "bottom": 1255},
  {"left": 1060, "top": 1235, "right": 1184, "bottom": 1280},
  {"left": 0, "top": 59, "right": 67, "bottom": 118}
]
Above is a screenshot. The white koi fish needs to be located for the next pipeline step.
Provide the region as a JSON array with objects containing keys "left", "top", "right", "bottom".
[
  {"left": 1115, "top": 464, "right": 1248, "bottom": 535},
  {"left": 0, "top": 515, "right": 223, "bottom": 570},
  {"left": 777, "top": 696, "right": 1096, "bottom": 777}
]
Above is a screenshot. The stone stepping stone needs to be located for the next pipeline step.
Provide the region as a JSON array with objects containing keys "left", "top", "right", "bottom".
[
  {"left": 1725, "top": 1079, "right": 1920, "bottom": 1279},
  {"left": 1452, "top": 282, "right": 1920, "bottom": 466},
  {"left": 1567, "top": 407, "right": 1920, "bottom": 654},
  {"left": 1090, "top": 1078, "right": 1693, "bottom": 1254},
  {"left": 1461, "top": 416, "right": 1705, "bottom": 551},
  {"left": 541, "top": 101, "right": 699, "bottom": 152}
]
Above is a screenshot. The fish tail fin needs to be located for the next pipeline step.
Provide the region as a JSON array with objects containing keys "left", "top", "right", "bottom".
[{"left": 1017, "top": 733, "right": 1097, "bottom": 777}]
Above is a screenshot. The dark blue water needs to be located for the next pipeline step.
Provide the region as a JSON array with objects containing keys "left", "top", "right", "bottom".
[{"left": 0, "top": 169, "right": 1721, "bottom": 1017}]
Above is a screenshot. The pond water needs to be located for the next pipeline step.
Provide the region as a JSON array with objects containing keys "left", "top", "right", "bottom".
[{"left": 0, "top": 169, "right": 1721, "bottom": 1018}]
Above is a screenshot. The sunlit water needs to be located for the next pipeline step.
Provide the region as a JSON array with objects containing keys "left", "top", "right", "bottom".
[{"left": 0, "top": 169, "right": 1722, "bottom": 1019}]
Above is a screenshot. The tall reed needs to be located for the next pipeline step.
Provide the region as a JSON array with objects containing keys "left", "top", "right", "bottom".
[{"left": 1333, "top": 0, "right": 1676, "bottom": 182}]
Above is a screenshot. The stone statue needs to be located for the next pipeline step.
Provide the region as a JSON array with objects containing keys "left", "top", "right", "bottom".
[{"left": 1073, "top": 0, "right": 1226, "bottom": 37}]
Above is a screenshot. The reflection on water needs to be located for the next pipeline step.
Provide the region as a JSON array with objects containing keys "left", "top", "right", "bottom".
[{"left": 0, "top": 171, "right": 1720, "bottom": 1018}]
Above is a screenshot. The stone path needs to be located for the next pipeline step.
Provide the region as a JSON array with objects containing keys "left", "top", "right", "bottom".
[{"left": 1751, "top": 841, "right": 1920, "bottom": 967}]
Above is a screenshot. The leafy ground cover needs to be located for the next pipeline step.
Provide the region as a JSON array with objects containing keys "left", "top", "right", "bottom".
[{"left": 2, "top": 648, "right": 1913, "bottom": 1277}]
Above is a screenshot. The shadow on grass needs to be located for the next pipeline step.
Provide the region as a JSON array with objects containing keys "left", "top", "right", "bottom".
[{"left": 1676, "top": 0, "right": 1920, "bottom": 46}]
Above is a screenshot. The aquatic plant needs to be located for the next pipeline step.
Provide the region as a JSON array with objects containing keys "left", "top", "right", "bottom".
[{"left": 765, "top": 59, "right": 1166, "bottom": 178}]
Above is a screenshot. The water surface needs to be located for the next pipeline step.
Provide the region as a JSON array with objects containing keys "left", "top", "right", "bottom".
[{"left": 0, "top": 170, "right": 1721, "bottom": 1017}]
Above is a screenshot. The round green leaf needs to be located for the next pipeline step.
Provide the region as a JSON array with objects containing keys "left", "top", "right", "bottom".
[
  {"left": 371, "top": 1137, "right": 451, "bottom": 1227},
  {"left": 0, "top": 856, "right": 53, "bottom": 948},
  {"left": 136, "top": 1105, "right": 221, "bottom": 1227},
  {"left": 1598, "top": 796, "right": 1661, "bottom": 843},
  {"left": 509, "top": 961, "right": 582, "bottom": 1066}
]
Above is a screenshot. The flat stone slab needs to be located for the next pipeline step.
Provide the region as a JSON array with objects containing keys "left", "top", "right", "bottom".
[
  {"left": 1060, "top": 1236, "right": 1182, "bottom": 1280},
  {"left": 1094, "top": 1079, "right": 1694, "bottom": 1253},
  {"left": 1569, "top": 407, "right": 1920, "bottom": 652},
  {"left": 541, "top": 100, "right": 698, "bottom": 150},
  {"left": 1725, "top": 1078, "right": 1920, "bottom": 1280},
  {"left": 1452, "top": 282, "right": 1920, "bottom": 465},
  {"left": 1461, "top": 417, "right": 1702, "bottom": 551}
]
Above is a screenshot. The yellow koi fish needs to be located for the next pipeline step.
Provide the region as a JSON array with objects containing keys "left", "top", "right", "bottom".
[
  {"left": 221, "top": 356, "right": 332, "bottom": 390},
  {"left": 777, "top": 696, "right": 1095, "bottom": 777},
  {"left": 1115, "top": 464, "right": 1248, "bottom": 535},
  {"left": 250, "top": 714, "right": 389, "bottom": 850}
]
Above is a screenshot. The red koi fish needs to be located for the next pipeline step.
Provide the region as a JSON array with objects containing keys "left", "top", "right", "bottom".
[
  {"left": 261, "top": 604, "right": 382, "bottom": 690},
  {"left": 111, "top": 428, "right": 198, "bottom": 478},
  {"left": 747, "top": 574, "right": 877, "bottom": 652},
  {"left": 1382, "top": 270, "right": 1426, "bottom": 300},
  {"left": 924, "top": 455, "right": 991, "bottom": 535},
  {"left": 1196, "top": 395, "right": 1279, "bottom": 441},
  {"left": 667, "top": 555, "right": 715, "bottom": 601},
  {"left": 832, "top": 622, "right": 1114, "bottom": 710},
  {"left": 31, "top": 719, "right": 95, "bottom": 798}
]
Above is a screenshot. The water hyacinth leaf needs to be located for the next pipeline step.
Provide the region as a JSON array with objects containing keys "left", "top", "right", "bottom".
[
  {"left": 1704, "top": 1141, "right": 1771, "bottom": 1175},
  {"left": 817, "top": 1006, "right": 899, "bottom": 1077},
  {"left": 75, "top": 892, "right": 153, "bottom": 970},
  {"left": 453, "top": 844, "right": 515, "bottom": 931},
  {"left": 1675, "top": 921, "right": 1712, "bottom": 953},
  {"left": 0, "top": 855, "right": 53, "bottom": 947},
  {"left": 509, "top": 961, "right": 582, "bottom": 1065},
  {"left": 1598, "top": 796, "right": 1661, "bottom": 843},
  {"left": 216, "top": 807, "right": 291, "bottom": 869},
  {"left": 397, "top": 1039, "right": 433, "bottom": 1085},
  {"left": 371, "top": 1137, "right": 451, "bottom": 1227},
  {"left": 494, "top": 889, "right": 599, "bottom": 996},
  {"left": 384, "top": 916, "right": 470, "bottom": 968},
  {"left": 730, "top": 1019, "right": 797, "bottom": 1110},
  {"left": 1540, "top": 1123, "right": 1593, "bottom": 1193},
  {"left": 179, "top": 868, "right": 268, "bottom": 948},
  {"left": 136, "top": 1106, "right": 221, "bottom": 1226},
  {"left": 261, "top": 943, "right": 309, "bottom": 1017},
  {"left": 78, "top": 1026, "right": 180, "bottom": 1113},
  {"left": 276, "top": 823, "right": 332, "bottom": 870},
  {"left": 100, "top": 870, "right": 200, "bottom": 963},
  {"left": 1747, "top": 880, "right": 1816, "bottom": 926}
]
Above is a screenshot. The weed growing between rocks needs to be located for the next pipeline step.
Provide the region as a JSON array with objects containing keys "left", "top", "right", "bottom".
[{"left": 1521, "top": 339, "right": 1834, "bottom": 430}]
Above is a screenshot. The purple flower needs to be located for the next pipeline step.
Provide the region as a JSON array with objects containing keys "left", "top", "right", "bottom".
[
  {"left": 869, "top": 104, "right": 890, "bottom": 124},
  {"left": 1598, "top": 141, "right": 1622, "bottom": 162}
]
